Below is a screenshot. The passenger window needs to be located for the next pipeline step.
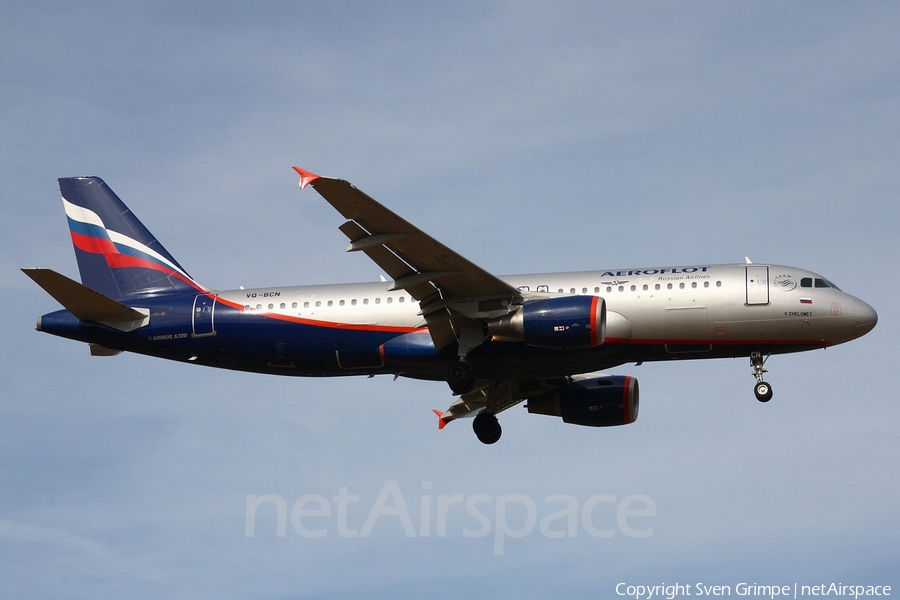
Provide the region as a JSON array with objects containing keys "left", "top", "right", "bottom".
[
  {"left": 618, "top": 286, "right": 624, "bottom": 292},
  {"left": 351, "top": 299, "right": 357, "bottom": 306},
  {"left": 570, "top": 288, "right": 576, "bottom": 294},
  {"left": 655, "top": 284, "right": 660, "bottom": 290},
  {"left": 679, "top": 283, "right": 685, "bottom": 289},
  {"left": 386, "top": 297, "right": 392, "bottom": 304},
  {"left": 363, "top": 299, "right": 369, "bottom": 305},
  {"left": 703, "top": 282, "right": 709, "bottom": 288},
  {"left": 375, "top": 298, "right": 381, "bottom": 304},
  {"left": 667, "top": 283, "right": 673, "bottom": 290},
  {"left": 691, "top": 282, "right": 697, "bottom": 289},
  {"left": 606, "top": 286, "right": 612, "bottom": 293},
  {"left": 327, "top": 300, "right": 333, "bottom": 307},
  {"left": 315, "top": 301, "right": 321, "bottom": 307},
  {"left": 582, "top": 287, "right": 588, "bottom": 294},
  {"left": 594, "top": 287, "right": 600, "bottom": 293},
  {"left": 630, "top": 285, "right": 636, "bottom": 291},
  {"left": 399, "top": 297, "right": 405, "bottom": 303},
  {"left": 268, "top": 303, "right": 274, "bottom": 309},
  {"left": 716, "top": 281, "right": 722, "bottom": 287},
  {"left": 303, "top": 301, "right": 309, "bottom": 308},
  {"left": 280, "top": 303, "right": 286, "bottom": 309},
  {"left": 256, "top": 304, "right": 262, "bottom": 310},
  {"left": 244, "top": 305, "right": 250, "bottom": 311},
  {"left": 643, "top": 284, "right": 648, "bottom": 291},
  {"left": 339, "top": 300, "right": 345, "bottom": 306},
  {"left": 292, "top": 302, "right": 297, "bottom": 308}
]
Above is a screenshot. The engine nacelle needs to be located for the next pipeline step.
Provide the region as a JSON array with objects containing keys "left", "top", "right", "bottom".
[
  {"left": 487, "top": 296, "right": 606, "bottom": 350},
  {"left": 527, "top": 375, "right": 639, "bottom": 427}
]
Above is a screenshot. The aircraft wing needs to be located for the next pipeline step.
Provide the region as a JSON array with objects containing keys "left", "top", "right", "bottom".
[
  {"left": 433, "top": 376, "right": 569, "bottom": 426},
  {"left": 294, "top": 167, "right": 523, "bottom": 349}
]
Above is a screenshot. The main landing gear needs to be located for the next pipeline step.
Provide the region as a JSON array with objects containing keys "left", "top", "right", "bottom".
[
  {"left": 446, "top": 361, "right": 502, "bottom": 444},
  {"left": 447, "top": 360, "right": 475, "bottom": 395},
  {"left": 751, "top": 352, "right": 773, "bottom": 402},
  {"left": 473, "top": 412, "right": 502, "bottom": 445}
]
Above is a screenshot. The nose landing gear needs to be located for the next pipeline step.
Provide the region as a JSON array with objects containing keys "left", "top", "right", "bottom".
[{"left": 751, "top": 352, "right": 773, "bottom": 402}]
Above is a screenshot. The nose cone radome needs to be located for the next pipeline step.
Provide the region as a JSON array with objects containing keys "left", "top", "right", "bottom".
[{"left": 854, "top": 299, "right": 878, "bottom": 336}]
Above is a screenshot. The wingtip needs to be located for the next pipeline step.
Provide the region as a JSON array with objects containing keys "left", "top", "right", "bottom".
[
  {"left": 432, "top": 409, "right": 448, "bottom": 430},
  {"left": 292, "top": 166, "right": 321, "bottom": 189}
]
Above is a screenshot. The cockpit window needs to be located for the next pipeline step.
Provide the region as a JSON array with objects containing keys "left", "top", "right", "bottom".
[
  {"left": 801, "top": 276, "right": 840, "bottom": 290},
  {"left": 815, "top": 278, "right": 840, "bottom": 290}
]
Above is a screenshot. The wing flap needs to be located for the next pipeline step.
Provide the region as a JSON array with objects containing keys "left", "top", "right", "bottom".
[{"left": 434, "top": 377, "right": 570, "bottom": 427}]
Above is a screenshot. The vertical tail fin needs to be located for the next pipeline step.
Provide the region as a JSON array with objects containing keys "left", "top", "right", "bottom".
[{"left": 60, "top": 176, "right": 203, "bottom": 299}]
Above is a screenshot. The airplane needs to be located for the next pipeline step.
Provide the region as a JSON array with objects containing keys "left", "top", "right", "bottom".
[{"left": 23, "top": 168, "right": 878, "bottom": 444}]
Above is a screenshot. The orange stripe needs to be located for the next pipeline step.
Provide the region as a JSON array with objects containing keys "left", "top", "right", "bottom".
[{"left": 603, "top": 337, "right": 829, "bottom": 347}]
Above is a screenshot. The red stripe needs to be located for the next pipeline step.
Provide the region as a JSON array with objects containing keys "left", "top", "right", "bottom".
[
  {"left": 70, "top": 231, "right": 117, "bottom": 256},
  {"left": 212, "top": 297, "right": 426, "bottom": 334},
  {"left": 590, "top": 296, "right": 600, "bottom": 347},
  {"left": 256, "top": 310, "right": 422, "bottom": 333},
  {"left": 70, "top": 230, "right": 203, "bottom": 292},
  {"left": 603, "top": 336, "right": 829, "bottom": 347},
  {"left": 105, "top": 253, "right": 202, "bottom": 290}
]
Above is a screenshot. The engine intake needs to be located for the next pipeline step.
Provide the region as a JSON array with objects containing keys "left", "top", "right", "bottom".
[
  {"left": 487, "top": 295, "right": 606, "bottom": 350},
  {"left": 527, "top": 375, "right": 639, "bottom": 427}
]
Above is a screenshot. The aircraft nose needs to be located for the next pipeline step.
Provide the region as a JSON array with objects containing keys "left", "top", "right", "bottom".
[{"left": 853, "top": 299, "right": 878, "bottom": 334}]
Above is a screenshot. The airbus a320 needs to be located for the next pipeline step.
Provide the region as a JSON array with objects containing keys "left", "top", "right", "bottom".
[{"left": 24, "top": 168, "right": 878, "bottom": 444}]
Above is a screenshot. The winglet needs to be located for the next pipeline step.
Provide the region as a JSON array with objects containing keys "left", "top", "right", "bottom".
[
  {"left": 432, "top": 409, "right": 448, "bottom": 430},
  {"left": 292, "top": 166, "right": 321, "bottom": 189}
]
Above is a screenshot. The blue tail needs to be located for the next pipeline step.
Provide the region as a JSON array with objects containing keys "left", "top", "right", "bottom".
[{"left": 60, "top": 176, "right": 203, "bottom": 299}]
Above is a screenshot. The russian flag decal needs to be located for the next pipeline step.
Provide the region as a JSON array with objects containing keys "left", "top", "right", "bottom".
[{"left": 800, "top": 298, "right": 813, "bottom": 304}]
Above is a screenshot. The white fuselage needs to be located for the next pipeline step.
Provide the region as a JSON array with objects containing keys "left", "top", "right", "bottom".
[{"left": 218, "top": 263, "right": 877, "bottom": 350}]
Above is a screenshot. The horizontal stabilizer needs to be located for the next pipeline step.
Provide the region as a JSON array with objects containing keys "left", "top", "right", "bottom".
[{"left": 22, "top": 268, "right": 147, "bottom": 323}]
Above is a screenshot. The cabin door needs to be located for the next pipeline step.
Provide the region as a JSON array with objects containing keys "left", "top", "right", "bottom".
[
  {"left": 192, "top": 294, "right": 217, "bottom": 337},
  {"left": 745, "top": 266, "right": 770, "bottom": 306}
]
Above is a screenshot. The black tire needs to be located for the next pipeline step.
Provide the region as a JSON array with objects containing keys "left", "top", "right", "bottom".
[
  {"left": 447, "top": 361, "right": 475, "bottom": 395},
  {"left": 473, "top": 412, "right": 502, "bottom": 444},
  {"left": 754, "top": 381, "right": 773, "bottom": 403}
]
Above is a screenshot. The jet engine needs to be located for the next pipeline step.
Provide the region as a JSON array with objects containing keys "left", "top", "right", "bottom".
[
  {"left": 527, "top": 375, "right": 639, "bottom": 427},
  {"left": 487, "top": 296, "right": 606, "bottom": 350}
]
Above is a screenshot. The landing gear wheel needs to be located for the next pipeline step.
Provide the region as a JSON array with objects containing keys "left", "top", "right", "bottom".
[
  {"left": 473, "top": 412, "right": 502, "bottom": 445},
  {"left": 750, "top": 352, "right": 772, "bottom": 403},
  {"left": 754, "top": 381, "right": 773, "bottom": 403},
  {"left": 447, "top": 361, "right": 475, "bottom": 395}
]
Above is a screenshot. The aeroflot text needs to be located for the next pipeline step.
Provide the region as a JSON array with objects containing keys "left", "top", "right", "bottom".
[
  {"left": 244, "top": 481, "right": 655, "bottom": 554},
  {"left": 616, "top": 583, "right": 891, "bottom": 599}
]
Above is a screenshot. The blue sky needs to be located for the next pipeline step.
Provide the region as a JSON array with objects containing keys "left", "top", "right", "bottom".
[{"left": 1, "top": 2, "right": 898, "bottom": 598}]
